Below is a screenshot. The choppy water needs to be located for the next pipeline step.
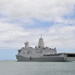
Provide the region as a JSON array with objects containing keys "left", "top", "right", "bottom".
[{"left": 0, "top": 61, "right": 75, "bottom": 75}]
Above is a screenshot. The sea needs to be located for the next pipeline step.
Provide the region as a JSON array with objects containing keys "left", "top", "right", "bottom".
[{"left": 0, "top": 60, "right": 75, "bottom": 75}]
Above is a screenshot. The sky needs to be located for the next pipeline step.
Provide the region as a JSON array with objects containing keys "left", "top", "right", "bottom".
[{"left": 0, "top": 0, "right": 75, "bottom": 60}]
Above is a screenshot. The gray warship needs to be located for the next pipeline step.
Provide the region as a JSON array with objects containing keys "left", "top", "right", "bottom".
[{"left": 16, "top": 37, "right": 67, "bottom": 62}]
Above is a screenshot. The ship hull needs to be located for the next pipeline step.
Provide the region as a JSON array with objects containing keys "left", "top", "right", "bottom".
[
  {"left": 16, "top": 55, "right": 67, "bottom": 62},
  {"left": 67, "top": 57, "right": 75, "bottom": 61}
]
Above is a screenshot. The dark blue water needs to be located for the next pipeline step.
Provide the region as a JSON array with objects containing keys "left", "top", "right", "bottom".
[{"left": 0, "top": 61, "right": 75, "bottom": 75}]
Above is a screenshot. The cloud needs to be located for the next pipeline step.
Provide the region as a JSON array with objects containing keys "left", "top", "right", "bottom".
[
  {"left": 0, "top": 0, "right": 75, "bottom": 52},
  {"left": 0, "top": 0, "right": 75, "bottom": 22},
  {"left": 44, "top": 25, "right": 75, "bottom": 49},
  {"left": 0, "top": 20, "right": 75, "bottom": 50},
  {"left": 0, "top": 21, "right": 30, "bottom": 49}
]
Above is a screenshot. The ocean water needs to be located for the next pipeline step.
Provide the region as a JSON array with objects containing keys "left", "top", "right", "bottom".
[{"left": 0, "top": 61, "right": 75, "bottom": 75}]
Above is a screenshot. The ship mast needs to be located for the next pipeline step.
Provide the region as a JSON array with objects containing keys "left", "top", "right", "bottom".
[{"left": 38, "top": 34, "right": 44, "bottom": 48}]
